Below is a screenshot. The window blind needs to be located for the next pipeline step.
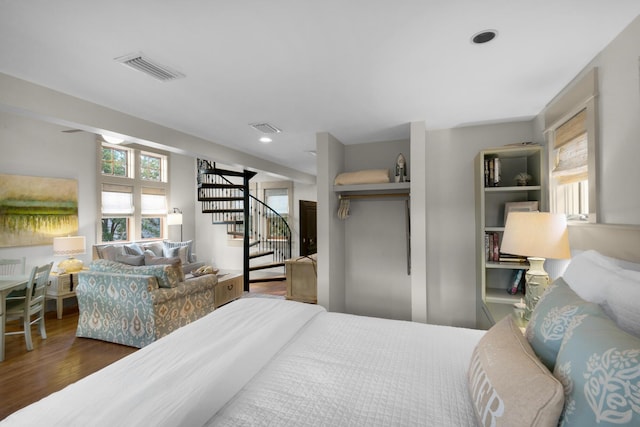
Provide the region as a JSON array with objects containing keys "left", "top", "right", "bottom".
[
  {"left": 141, "top": 187, "right": 167, "bottom": 216},
  {"left": 552, "top": 109, "right": 588, "bottom": 184},
  {"left": 102, "top": 184, "right": 134, "bottom": 215}
]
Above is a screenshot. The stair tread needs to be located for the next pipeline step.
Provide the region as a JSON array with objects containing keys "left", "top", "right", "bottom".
[
  {"left": 249, "top": 275, "right": 286, "bottom": 283},
  {"left": 250, "top": 261, "right": 285, "bottom": 271},
  {"left": 249, "top": 250, "right": 275, "bottom": 259}
]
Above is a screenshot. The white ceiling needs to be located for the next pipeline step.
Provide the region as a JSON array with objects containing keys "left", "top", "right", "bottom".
[{"left": 1, "top": 1, "right": 639, "bottom": 176}]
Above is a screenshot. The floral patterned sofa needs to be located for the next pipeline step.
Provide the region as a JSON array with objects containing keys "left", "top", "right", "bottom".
[{"left": 75, "top": 259, "right": 217, "bottom": 348}]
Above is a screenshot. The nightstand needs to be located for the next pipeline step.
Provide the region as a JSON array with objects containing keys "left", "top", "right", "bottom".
[{"left": 47, "top": 271, "right": 79, "bottom": 319}]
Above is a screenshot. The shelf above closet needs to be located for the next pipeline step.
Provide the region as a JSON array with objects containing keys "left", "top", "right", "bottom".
[{"left": 333, "top": 182, "right": 410, "bottom": 195}]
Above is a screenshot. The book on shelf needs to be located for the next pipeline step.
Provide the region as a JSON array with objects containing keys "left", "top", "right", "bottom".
[
  {"left": 484, "top": 232, "right": 502, "bottom": 262},
  {"left": 483, "top": 156, "right": 501, "bottom": 187},
  {"left": 507, "top": 269, "right": 525, "bottom": 295},
  {"left": 498, "top": 255, "right": 527, "bottom": 263}
]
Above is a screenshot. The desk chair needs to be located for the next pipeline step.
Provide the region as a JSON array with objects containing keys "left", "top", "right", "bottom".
[{"left": 5, "top": 262, "right": 53, "bottom": 351}]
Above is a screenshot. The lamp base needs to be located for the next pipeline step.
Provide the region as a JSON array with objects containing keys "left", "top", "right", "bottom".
[
  {"left": 524, "top": 257, "right": 550, "bottom": 320},
  {"left": 58, "top": 257, "right": 84, "bottom": 273}
]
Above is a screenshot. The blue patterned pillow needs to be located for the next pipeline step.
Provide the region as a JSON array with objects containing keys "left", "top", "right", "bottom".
[
  {"left": 89, "top": 259, "right": 180, "bottom": 288},
  {"left": 163, "top": 240, "right": 194, "bottom": 263},
  {"left": 526, "top": 278, "right": 605, "bottom": 370},
  {"left": 553, "top": 314, "right": 640, "bottom": 426}
]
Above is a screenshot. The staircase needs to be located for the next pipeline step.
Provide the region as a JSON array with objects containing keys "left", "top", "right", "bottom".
[{"left": 197, "top": 159, "right": 291, "bottom": 292}]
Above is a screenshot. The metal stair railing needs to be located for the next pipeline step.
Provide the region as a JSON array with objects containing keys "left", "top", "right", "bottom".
[{"left": 197, "top": 159, "right": 291, "bottom": 291}]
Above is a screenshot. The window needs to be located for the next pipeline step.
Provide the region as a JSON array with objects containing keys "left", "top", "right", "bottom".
[
  {"left": 545, "top": 68, "right": 598, "bottom": 222},
  {"left": 265, "top": 188, "right": 289, "bottom": 240},
  {"left": 551, "top": 109, "right": 589, "bottom": 220},
  {"left": 99, "top": 141, "right": 169, "bottom": 242},
  {"left": 101, "top": 146, "right": 130, "bottom": 177}
]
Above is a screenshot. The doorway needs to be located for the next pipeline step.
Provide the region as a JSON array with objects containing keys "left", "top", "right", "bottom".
[{"left": 299, "top": 200, "right": 317, "bottom": 256}]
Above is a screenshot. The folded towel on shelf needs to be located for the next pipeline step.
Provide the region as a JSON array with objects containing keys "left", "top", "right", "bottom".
[{"left": 334, "top": 169, "right": 390, "bottom": 185}]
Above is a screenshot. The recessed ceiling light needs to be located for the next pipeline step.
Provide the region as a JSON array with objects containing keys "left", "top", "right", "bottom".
[
  {"left": 471, "top": 30, "right": 497, "bottom": 44},
  {"left": 259, "top": 136, "right": 272, "bottom": 144}
]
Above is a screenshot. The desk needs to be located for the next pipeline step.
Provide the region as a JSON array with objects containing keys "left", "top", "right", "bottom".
[{"left": 0, "top": 275, "right": 29, "bottom": 362}]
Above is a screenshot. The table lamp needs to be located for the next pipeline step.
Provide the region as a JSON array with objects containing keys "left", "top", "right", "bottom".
[
  {"left": 53, "top": 236, "right": 86, "bottom": 273},
  {"left": 167, "top": 207, "right": 183, "bottom": 241},
  {"left": 500, "top": 212, "right": 570, "bottom": 319}
]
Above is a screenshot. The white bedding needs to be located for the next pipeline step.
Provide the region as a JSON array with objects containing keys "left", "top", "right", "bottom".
[{"left": 2, "top": 298, "right": 484, "bottom": 426}]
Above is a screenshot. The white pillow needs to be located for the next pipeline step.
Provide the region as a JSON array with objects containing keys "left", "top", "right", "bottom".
[
  {"left": 562, "top": 250, "right": 621, "bottom": 304},
  {"left": 563, "top": 250, "right": 640, "bottom": 338},
  {"left": 602, "top": 268, "right": 640, "bottom": 338}
]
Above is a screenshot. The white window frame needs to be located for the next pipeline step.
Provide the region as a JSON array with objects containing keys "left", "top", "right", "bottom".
[
  {"left": 98, "top": 139, "right": 170, "bottom": 242},
  {"left": 544, "top": 68, "right": 598, "bottom": 223}
]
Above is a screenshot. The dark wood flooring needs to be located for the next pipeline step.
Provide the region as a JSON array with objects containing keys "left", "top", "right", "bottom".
[{"left": 0, "top": 281, "right": 286, "bottom": 420}]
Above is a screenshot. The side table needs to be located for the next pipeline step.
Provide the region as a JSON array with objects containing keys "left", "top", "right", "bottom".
[
  {"left": 214, "top": 272, "right": 243, "bottom": 308},
  {"left": 47, "top": 271, "right": 79, "bottom": 319}
]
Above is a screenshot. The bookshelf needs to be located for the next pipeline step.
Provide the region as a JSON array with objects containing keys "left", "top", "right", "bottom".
[{"left": 475, "top": 145, "right": 545, "bottom": 329}]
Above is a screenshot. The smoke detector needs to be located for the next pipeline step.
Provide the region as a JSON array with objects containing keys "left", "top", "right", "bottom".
[{"left": 115, "top": 52, "right": 185, "bottom": 82}]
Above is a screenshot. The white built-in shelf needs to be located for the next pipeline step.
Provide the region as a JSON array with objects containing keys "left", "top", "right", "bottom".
[{"left": 333, "top": 182, "right": 410, "bottom": 195}]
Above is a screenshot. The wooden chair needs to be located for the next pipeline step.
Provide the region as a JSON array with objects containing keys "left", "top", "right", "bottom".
[
  {"left": 5, "top": 262, "right": 53, "bottom": 351},
  {"left": 0, "top": 257, "right": 26, "bottom": 275},
  {"left": 1, "top": 257, "right": 27, "bottom": 299}
]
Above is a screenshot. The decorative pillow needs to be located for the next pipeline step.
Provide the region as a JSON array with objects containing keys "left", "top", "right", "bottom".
[
  {"left": 525, "top": 278, "right": 605, "bottom": 370},
  {"left": 141, "top": 241, "right": 164, "bottom": 257},
  {"left": 553, "top": 314, "right": 640, "bottom": 426},
  {"left": 562, "top": 250, "right": 622, "bottom": 304},
  {"left": 144, "top": 252, "right": 185, "bottom": 282},
  {"left": 166, "top": 245, "right": 189, "bottom": 265},
  {"left": 124, "top": 243, "right": 144, "bottom": 256},
  {"left": 163, "top": 240, "right": 194, "bottom": 263},
  {"left": 467, "top": 316, "right": 564, "bottom": 427},
  {"left": 96, "top": 245, "right": 123, "bottom": 261},
  {"left": 90, "top": 259, "right": 181, "bottom": 288},
  {"left": 115, "top": 253, "right": 145, "bottom": 266}
]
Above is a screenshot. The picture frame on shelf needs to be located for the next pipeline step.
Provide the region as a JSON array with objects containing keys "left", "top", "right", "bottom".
[{"left": 504, "top": 201, "right": 539, "bottom": 225}]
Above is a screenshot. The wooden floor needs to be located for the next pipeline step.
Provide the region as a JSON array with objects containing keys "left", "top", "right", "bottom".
[{"left": 0, "top": 281, "right": 286, "bottom": 420}]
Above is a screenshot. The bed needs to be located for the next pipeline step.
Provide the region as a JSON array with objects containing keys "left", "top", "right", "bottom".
[{"left": 2, "top": 223, "right": 639, "bottom": 427}]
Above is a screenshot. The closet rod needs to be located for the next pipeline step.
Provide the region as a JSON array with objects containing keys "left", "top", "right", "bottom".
[{"left": 338, "top": 192, "right": 409, "bottom": 200}]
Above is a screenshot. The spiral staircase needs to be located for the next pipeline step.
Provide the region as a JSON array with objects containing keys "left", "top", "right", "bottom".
[{"left": 197, "top": 159, "right": 291, "bottom": 292}]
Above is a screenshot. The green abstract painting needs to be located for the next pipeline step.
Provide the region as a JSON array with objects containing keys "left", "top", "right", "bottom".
[{"left": 0, "top": 174, "right": 78, "bottom": 247}]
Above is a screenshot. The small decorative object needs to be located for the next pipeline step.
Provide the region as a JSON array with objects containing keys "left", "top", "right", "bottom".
[
  {"left": 395, "top": 153, "right": 407, "bottom": 183},
  {"left": 191, "top": 265, "right": 218, "bottom": 277},
  {"left": 513, "top": 298, "right": 526, "bottom": 319},
  {"left": 514, "top": 172, "right": 532, "bottom": 186}
]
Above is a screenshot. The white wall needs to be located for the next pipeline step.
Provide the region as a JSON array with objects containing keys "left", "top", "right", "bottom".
[
  {"left": 423, "top": 122, "right": 536, "bottom": 327},
  {"left": 0, "top": 112, "right": 97, "bottom": 272},
  {"left": 546, "top": 15, "right": 640, "bottom": 225}
]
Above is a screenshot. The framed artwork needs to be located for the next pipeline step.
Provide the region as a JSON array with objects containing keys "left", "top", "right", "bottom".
[
  {"left": 504, "top": 201, "right": 539, "bottom": 225},
  {"left": 0, "top": 174, "right": 78, "bottom": 247}
]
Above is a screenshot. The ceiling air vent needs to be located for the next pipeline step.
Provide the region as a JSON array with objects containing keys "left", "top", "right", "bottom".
[
  {"left": 249, "top": 122, "right": 282, "bottom": 134},
  {"left": 115, "top": 52, "right": 185, "bottom": 82}
]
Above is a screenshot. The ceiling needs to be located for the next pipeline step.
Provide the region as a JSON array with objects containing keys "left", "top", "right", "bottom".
[{"left": 1, "top": 1, "right": 639, "bottom": 176}]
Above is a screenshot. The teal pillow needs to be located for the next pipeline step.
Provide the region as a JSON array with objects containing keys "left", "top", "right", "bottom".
[
  {"left": 525, "top": 278, "right": 605, "bottom": 370},
  {"left": 553, "top": 314, "right": 640, "bottom": 426}
]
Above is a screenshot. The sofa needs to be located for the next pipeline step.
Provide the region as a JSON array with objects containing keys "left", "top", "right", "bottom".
[
  {"left": 76, "top": 259, "right": 217, "bottom": 348},
  {"left": 92, "top": 239, "right": 205, "bottom": 275}
]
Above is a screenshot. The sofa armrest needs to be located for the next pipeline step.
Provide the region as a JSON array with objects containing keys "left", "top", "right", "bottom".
[{"left": 152, "top": 273, "right": 218, "bottom": 304}]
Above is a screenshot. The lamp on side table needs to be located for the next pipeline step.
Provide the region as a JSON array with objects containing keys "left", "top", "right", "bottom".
[{"left": 500, "top": 212, "right": 571, "bottom": 320}]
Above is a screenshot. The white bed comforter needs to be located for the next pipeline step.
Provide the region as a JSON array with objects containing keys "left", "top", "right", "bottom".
[{"left": 2, "top": 298, "right": 484, "bottom": 426}]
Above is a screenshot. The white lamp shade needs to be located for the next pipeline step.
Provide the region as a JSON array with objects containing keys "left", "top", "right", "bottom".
[
  {"left": 167, "top": 212, "right": 183, "bottom": 225},
  {"left": 501, "top": 212, "right": 570, "bottom": 259},
  {"left": 53, "top": 236, "right": 86, "bottom": 257}
]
